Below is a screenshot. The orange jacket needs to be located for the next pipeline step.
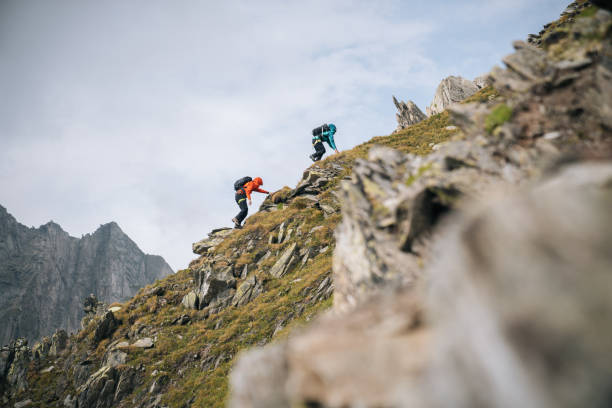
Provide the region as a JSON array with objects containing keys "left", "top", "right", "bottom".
[{"left": 240, "top": 177, "right": 269, "bottom": 200}]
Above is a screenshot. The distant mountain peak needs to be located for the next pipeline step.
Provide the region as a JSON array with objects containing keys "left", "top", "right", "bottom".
[{"left": 0, "top": 204, "right": 173, "bottom": 345}]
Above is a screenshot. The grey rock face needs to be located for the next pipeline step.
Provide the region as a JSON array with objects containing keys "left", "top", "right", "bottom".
[
  {"left": 49, "top": 329, "right": 68, "bottom": 357},
  {"left": 0, "top": 338, "right": 30, "bottom": 394},
  {"left": 426, "top": 75, "right": 479, "bottom": 116},
  {"left": 192, "top": 228, "right": 233, "bottom": 255},
  {"left": 181, "top": 291, "right": 199, "bottom": 309},
  {"left": 392, "top": 96, "right": 427, "bottom": 131},
  {"left": 195, "top": 266, "right": 236, "bottom": 309},
  {"left": 76, "top": 365, "right": 138, "bottom": 408},
  {"left": 181, "top": 264, "right": 237, "bottom": 311},
  {"left": 269, "top": 243, "right": 298, "bottom": 278},
  {"left": 92, "top": 312, "right": 118, "bottom": 344},
  {"left": 0, "top": 208, "right": 173, "bottom": 345},
  {"left": 232, "top": 275, "right": 263, "bottom": 307},
  {"left": 426, "top": 162, "right": 612, "bottom": 408},
  {"left": 132, "top": 338, "right": 154, "bottom": 349}
]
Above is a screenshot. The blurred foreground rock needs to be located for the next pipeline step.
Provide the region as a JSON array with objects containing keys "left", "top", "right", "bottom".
[{"left": 230, "top": 161, "right": 612, "bottom": 408}]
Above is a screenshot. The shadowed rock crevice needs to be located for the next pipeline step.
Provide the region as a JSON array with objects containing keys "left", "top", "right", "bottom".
[{"left": 401, "top": 186, "right": 461, "bottom": 253}]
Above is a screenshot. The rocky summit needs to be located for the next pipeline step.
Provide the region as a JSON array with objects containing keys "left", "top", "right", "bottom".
[
  {"left": 1, "top": 1, "right": 611, "bottom": 407},
  {"left": 426, "top": 75, "right": 480, "bottom": 116},
  {"left": 0, "top": 207, "right": 173, "bottom": 345},
  {"left": 392, "top": 96, "right": 428, "bottom": 132}
]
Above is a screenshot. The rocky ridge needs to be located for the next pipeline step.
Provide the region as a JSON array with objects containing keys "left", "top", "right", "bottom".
[{"left": 0, "top": 209, "right": 173, "bottom": 345}]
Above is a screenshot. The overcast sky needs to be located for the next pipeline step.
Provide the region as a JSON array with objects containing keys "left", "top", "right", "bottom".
[{"left": 0, "top": 0, "right": 568, "bottom": 270}]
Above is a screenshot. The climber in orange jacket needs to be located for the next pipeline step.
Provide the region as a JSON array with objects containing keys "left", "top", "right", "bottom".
[{"left": 232, "top": 176, "right": 269, "bottom": 229}]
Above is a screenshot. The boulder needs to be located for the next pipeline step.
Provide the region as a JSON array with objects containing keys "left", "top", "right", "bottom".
[
  {"left": 132, "top": 338, "right": 154, "bottom": 349},
  {"left": 319, "top": 203, "right": 337, "bottom": 217},
  {"left": 193, "top": 266, "right": 237, "bottom": 309},
  {"left": 49, "top": 329, "right": 68, "bottom": 356},
  {"left": 426, "top": 75, "right": 479, "bottom": 116},
  {"left": 192, "top": 228, "right": 233, "bottom": 255},
  {"left": 83, "top": 293, "right": 99, "bottom": 315},
  {"left": 181, "top": 291, "right": 199, "bottom": 310},
  {"left": 93, "top": 312, "right": 118, "bottom": 344},
  {"left": 77, "top": 366, "right": 118, "bottom": 408},
  {"left": 149, "top": 374, "right": 169, "bottom": 394},
  {"left": 277, "top": 222, "right": 286, "bottom": 244},
  {"left": 32, "top": 336, "right": 51, "bottom": 360},
  {"left": 104, "top": 349, "right": 127, "bottom": 367},
  {"left": 14, "top": 399, "right": 32, "bottom": 408},
  {"left": 392, "top": 96, "right": 427, "bottom": 131},
  {"left": 76, "top": 365, "right": 138, "bottom": 408},
  {"left": 232, "top": 275, "right": 263, "bottom": 307},
  {"left": 269, "top": 243, "right": 298, "bottom": 278},
  {"left": 113, "top": 367, "right": 138, "bottom": 403}
]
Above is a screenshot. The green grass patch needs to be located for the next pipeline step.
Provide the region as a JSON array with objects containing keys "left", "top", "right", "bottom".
[
  {"left": 485, "top": 103, "right": 513, "bottom": 134},
  {"left": 577, "top": 5, "right": 598, "bottom": 18},
  {"left": 462, "top": 86, "right": 499, "bottom": 104}
]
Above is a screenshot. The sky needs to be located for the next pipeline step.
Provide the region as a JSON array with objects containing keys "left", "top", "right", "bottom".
[{"left": 0, "top": 0, "right": 568, "bottom": 271}]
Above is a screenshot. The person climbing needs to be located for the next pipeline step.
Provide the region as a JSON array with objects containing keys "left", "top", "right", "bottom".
[
  {"left": 310, "top": 123, "right": 338, "bottom": 162},
  {"left": 232, "top": 176, "right": 269, "bottom": 229}
]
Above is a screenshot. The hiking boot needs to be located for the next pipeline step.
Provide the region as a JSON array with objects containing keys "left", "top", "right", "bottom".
[
  {"left": 309, "top": 154, "right": 317, "bottom": 162},
  {"left": 232, "top": 218, "right": 242, "bottom": 229}
]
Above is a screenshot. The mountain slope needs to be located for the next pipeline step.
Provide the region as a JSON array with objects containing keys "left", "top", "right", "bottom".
[
  {"left": 0, "top": 96, "right": 459, "bottom": 408},
  {"left": 0, "top": 206, "right": 173, "bottom": 345},
  {"left": 1, "top": 1, "right": 610, "bottom": 407}
]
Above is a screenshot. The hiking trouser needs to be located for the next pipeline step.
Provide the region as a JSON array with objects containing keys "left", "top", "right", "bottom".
[
  {"left": 312, "top": 139, "right": 326, "bottom": 161},
  {"left": 235, "top": 191, "right": 248, "bottom": 223}
]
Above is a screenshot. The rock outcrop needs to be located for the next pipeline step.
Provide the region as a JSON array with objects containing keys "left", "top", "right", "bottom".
[
  {"left": 392, "top": 96, "right": 427, "bottom": 131},
  {"left": 426, "top": 75, "right": 479, "bottom": 116},
  {"left": 473, "top": 73, "right": 492, "bottom": 89},
  {"left": 0, "top": 208, "right": 173, "bottom": 344},
  {"left": 192, "top": 228, "right": 233, "bottom": 255}
]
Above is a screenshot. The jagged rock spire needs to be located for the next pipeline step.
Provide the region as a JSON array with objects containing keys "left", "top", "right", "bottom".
[{"left": 392, "top": 96, "right": 427, "bottom": 132}]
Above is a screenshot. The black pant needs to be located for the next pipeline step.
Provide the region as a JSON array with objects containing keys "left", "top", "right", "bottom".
[
  {"left": 235, "top": 191, "right": 248, "bottom": 223},
  {"left": 312, "top": 139, "right": 326, "bottom": 161}
]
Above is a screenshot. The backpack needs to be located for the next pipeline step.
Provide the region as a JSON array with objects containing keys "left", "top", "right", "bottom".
[
  {"left": 234, "top": 176, "right": 252, "bottom": 191},
  {"left": 312, "top": 124, "right": 330, "bottom": 137}
]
